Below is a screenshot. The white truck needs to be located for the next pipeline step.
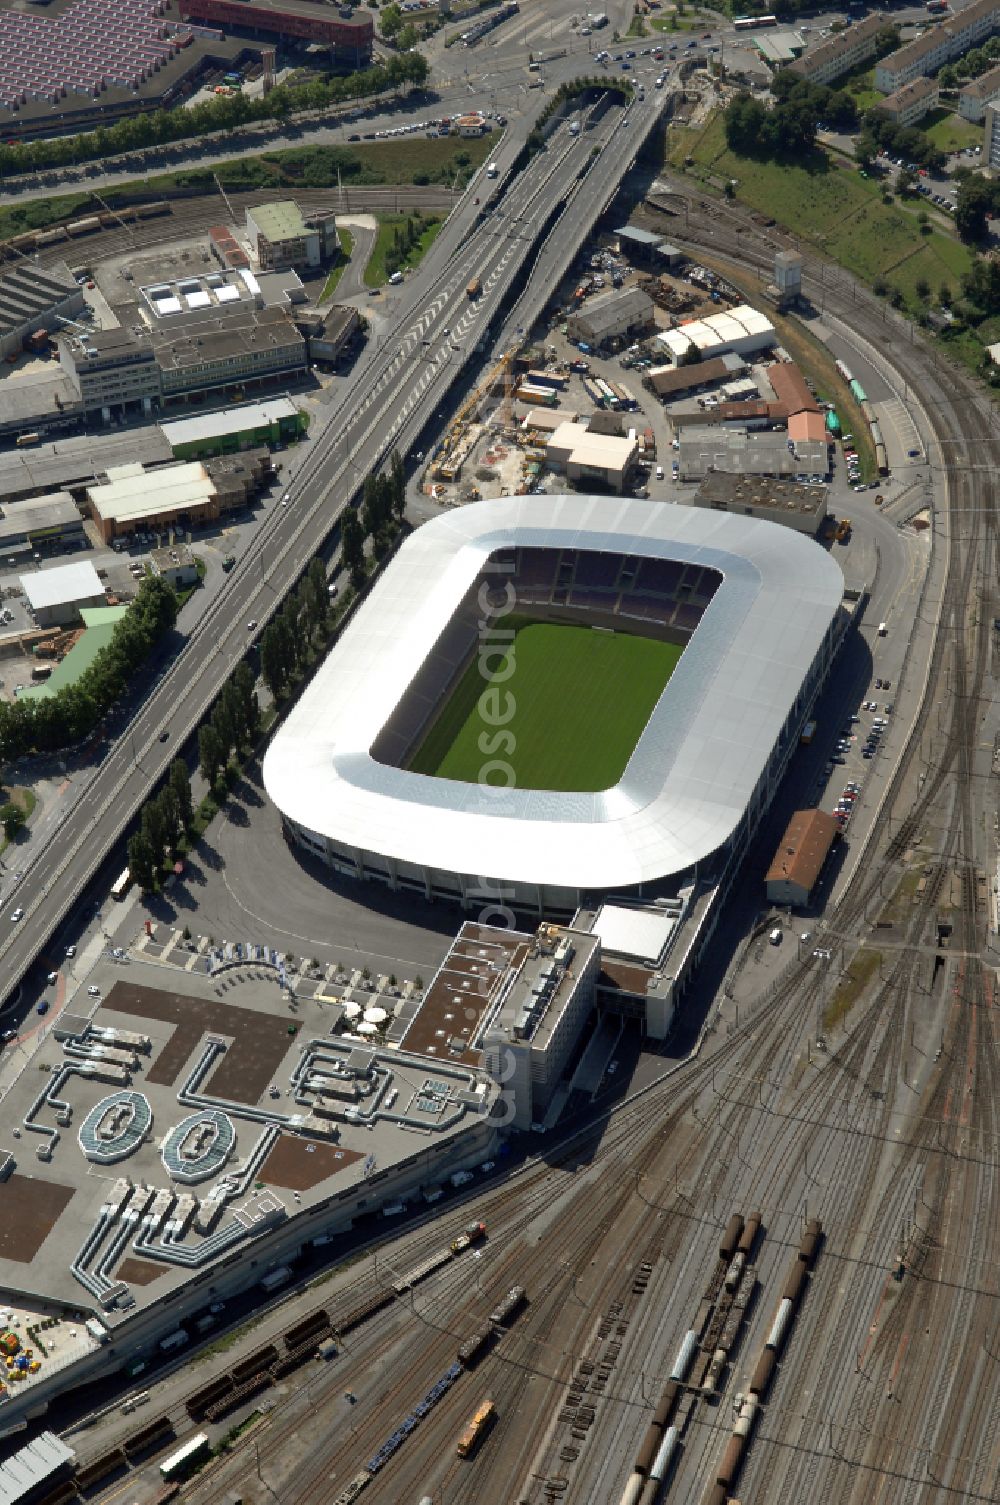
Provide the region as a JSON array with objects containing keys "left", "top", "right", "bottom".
[{"left": 259, "top": 1265, "right": 293, "bottom": 1294}]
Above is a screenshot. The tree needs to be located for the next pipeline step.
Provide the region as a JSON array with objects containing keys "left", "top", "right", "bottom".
[
  {"left": 0, "top": 802, "right": 24, "bottom": 841},
  {"left": 141, "top": 797, "right": 168, "bottom": 866},
  {"left": 232, "top": 661, "right": 260, "bottom": 738},
  {"left": 261, "top": 623, "right": 288, "bottom": 699},
  {"left": 915, "top": 277, "right": 930, "bottom": 302},
  {"left": 341, "top": 509, "right": 366, "bottom": 590},
  {"left": 897, "top": 166, "right": 917, "bottom": 197},
  {"left": 127, "top": 829, "right": 156, "bottom": 892},
  {"left": 940, "top": 281, "right": 953, "bottom": 307},
  {"left": 380, "top": 1, "right": 403, "bottom": 36},
  {"left": 198, "top": 723, "right": 224, "bottom": 787},
  {"left": 955, "top": 174, "right": 994, "bottom": 242},
  {"left": 169, "top": 758, "right": 193, "bottom": 828},
  {"left": 305, "top": 557, "right": 329, "bottom": 634},
  {"left": 389, "top": 449, "right": 406, "bottom": 520}
]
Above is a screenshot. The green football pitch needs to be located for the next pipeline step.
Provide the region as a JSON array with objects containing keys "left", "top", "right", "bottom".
[{"left": 407, "top": 617, "right": 683, "bottom": 792}]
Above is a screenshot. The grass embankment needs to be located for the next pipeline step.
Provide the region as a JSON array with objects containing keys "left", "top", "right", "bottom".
[
  {"left": 408, "top": 617, "right": 683, "bottom": 790},
  {"left": 0, "top": 787, "right": 36, "bottom": 857},
  {"left": 839, "top": 64, "right": 883, "bottom": 116},
  {"left": 921, "top": 107, "right": 982, "bottom": 156},
  {"left": 363, "top": 214, "right": 443, "bottom": 286},
  {"left": 0, "top": 138, "right": 492, "bottom": 246},
  {"left": 669, "top": 113, "right": 974, "bottom": 314},
  {"left": 822, "top": 947, "right": 882, "bottom": 1032},
  {"left": 319, "top": 226, "right": 354, "bottom": 301}
]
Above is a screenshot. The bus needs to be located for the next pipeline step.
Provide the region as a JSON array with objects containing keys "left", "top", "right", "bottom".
[
  {"left": 159, "top": 1432, "right": 210, "bottom": 1481},
  {"left": 111, "top": 867, "right": 132, "bottom": 901},
  {"left": 457, "top": 1399, "right": 495, "bottom": 1458},
  {"left": 15, "top": 432, "right": 40, "bottom": 447},
  {"left": 733, "top": 14, "right": 776, "bottom": 27}
]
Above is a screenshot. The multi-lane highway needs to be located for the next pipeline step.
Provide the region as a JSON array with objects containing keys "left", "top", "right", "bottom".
[{"left": 0, "top": 87, "right": 669, "bottom": 1009}]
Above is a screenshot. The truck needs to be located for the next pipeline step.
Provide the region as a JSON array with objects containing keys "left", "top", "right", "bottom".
[
  {"left": 466, "top": 276, "right": 482, "bottom": 298},
  {"left": 259, "top": 1265, "right": 293, "bottom": 1294},
  {"left": 450, "top": 1170, "right": 473, "bottom": 1189},
  {"left": 486, "top": 161, "right": 498, "bottom": 178},
  {"left": 800, "top": 720, "right": 817, "bottom": 746},
  {"left": 159, "top": 1329, "right": 190, "bottom": 1354},
  {"left": 451, "top": 1220, "right": 487, "bottom": 1254}
]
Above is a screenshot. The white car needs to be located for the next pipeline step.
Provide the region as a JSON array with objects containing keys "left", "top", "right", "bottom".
[
  {"left": 65, "top": 944, "right": 76, "bottom": 958},
  {"left": 87, "top": 985, "right": 100, "bottom": 997},
  {"left": 9, "top": 908, "right": 23, "bottom": 922},
  {"left": 47, "top": 971, "right": 58, "bottom": 984}
]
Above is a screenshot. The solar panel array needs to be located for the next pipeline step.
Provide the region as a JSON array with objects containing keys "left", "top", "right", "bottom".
[{"left": 0, "top": 0, "right": 182, "bottom": 111}]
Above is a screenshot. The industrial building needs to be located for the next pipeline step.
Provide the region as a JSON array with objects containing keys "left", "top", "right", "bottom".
[
  {"left": 545, "top": 421, "right": 638, "bottom": 494},
  {"left": 566, "top": 287, "right": 655, "bottom": 348},
  {"left": 0, "top": 261, "right": 84, "bottom": 361},
  {"left": 614, "top": 226, "right": 684, "bottom": 267},
  {"left": 676, "top": 426, "right": 828, "bottom": 481},
  {"left": 958, "top": 62, "right": 1000, "bottom": 118},
  {"left": 0, "top": 1432, "right": 75, "bottom": 1502},
  {"left": 765, "top": 808, "right": 840, "bottom": 907},
  {"left": 246, "top": 202, "right": 339, "bottom": 272},
  {"left": 0, "top": 427, "right": 175, "bottom": 507},
  {"left": 22, "top": 559, "right": 105, "bottom": 626},
  {"left": 57, "top": 327, "right": 161, "bottom": 424},
  {"left": 656, "top": 305, "right": 775, "bottom": 366},
  {"left": 691, "top": 474, "right": 828, "bottom": 536},
  {"left": 876, "top": 0, "right": 1000, "bottom": 92},
  {"left": 0, "top": 491, "right": 84, "bottom": 557},
  {"left": 879, "top": 75, "right": 938, "bottom": 126},
  {"left": 788, "top": 12, "right": 889, "bottom": 85},
  {"left": 178, "top": 0, "right": 374, "bottom": 62},
  {"left": 263, "top": 495, "right": 844, "bottom": 914},
  {"left": 161, "top": 397, "right": 306, "bottom": 458}
]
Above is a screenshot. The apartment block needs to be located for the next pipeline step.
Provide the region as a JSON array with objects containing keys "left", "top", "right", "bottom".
[
  {"left": 787, "top": 12, "right": 887, "bottom": 86},
  {"left": 880, "top": 74, "right": 938, "bottom": 126},
  {"left": 876, "top": 0, "right": 1000, "bottom": 93},
  {"left": 958, "top": 61, "right": 1000, "bottom": 119}
]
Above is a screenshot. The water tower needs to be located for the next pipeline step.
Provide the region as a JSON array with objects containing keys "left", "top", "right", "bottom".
[{"left": 774, "top": 250, "right": 803, "bottom": 301}]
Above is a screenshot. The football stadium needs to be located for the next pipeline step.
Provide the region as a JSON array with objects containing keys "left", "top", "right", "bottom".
[{"left": 263, "top": 496, "right": 845, "bottom": 912}]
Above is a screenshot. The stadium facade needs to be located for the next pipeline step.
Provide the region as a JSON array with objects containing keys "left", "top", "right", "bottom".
[{"left": 263, "top": 497, "right": 845, "bottom": 913}]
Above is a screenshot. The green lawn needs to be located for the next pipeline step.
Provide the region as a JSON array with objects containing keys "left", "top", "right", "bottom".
[
  {"left": 319, "top": 227, "right": 353, "bottom": 301},
  {"left": 840, "top": 64, "right": 883, "bottom": 114},
  {"left": 921, "top": 107, "right": 982, "bottom": 155},
  {"left": 363, "top": 214, "right": 442, "bottom": 287},
  {"left": 408, "top": 617, "right": 683, "bottom": 791},
  {"left": 669, "top": 113, "right": 973, "bottom": 311}
]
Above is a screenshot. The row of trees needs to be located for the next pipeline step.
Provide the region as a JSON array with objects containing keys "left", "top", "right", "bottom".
[
  {"left": 260, "top": 557, "right": 336, "bottom": 703},
  {"left": 0, "top": 576, "right": 177, "bottom": 764},
  {"left": 938, "top": 36, "right": 1000, "bottom": 89},
  {"left": 770, "top": 70, "right": 860, "bottom": 132},
  {"left": 383, "top": 214, "right": 439, "bottom": 279},
  {"left": 855, "top": 108, "right": 946, "bottom": 176},
  {"left": 0, "top": 52, "right": 428, "bottom": 179},
  {"left": 197, "top": 662, "right": 261, "bottom": 789},
  {"left": 723, "top": 90, "right": 821, "bottom": 160},
  {"left": 127, "top": 760, "right": 192, "bottom": 892},
  {"left": 342, "top": 452, "right": 407, "bottom": 591}
]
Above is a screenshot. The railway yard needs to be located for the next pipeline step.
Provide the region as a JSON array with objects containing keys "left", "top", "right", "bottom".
[{"left": 0, "top": 72, "right": 997, "bottom": 1505}]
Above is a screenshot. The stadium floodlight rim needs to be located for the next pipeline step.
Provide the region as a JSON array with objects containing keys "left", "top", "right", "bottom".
[{"left": 262, "top": 495, "right": 844, "bottom": 895}]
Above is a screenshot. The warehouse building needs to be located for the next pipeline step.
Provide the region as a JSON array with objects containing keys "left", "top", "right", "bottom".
[
  {"left": 691, "top": 474, "right": 828, "bottom": 536},
  {"left": 88, "top": 462, "right": 220, "bottom": 543},
  {"left": 876, "top": 0, "right": 1000, "bottom": 92},
  {"left": 566, "top": 287, "right": 655, "bottom": 348},
  {"left": 178, "top": 0, "right": 374, "bottom": 62},
  {"left": 161, "top": 397, "right": 306, "bottom": 458},
  {"left": 958, "top": 63, "right": 1000, "bottom": 118},
  {"left": 646, "top": 353, "right": 747, "bottom": 400},
  {"left": 0, "top": 261, "right": 84, "bottom": 361},
  {"left": 545, "top": 422, "right": 639, "bottom": 493},
  {"left": 787, "top": 12, "right": 888, "bottom": 85},
  {"left": 614, "top": 226, "right": 684, "bottom": 267},
  {"left": 246, "top": 202, "right": 339, "bottom": 272},
  {"left": 676, "top": 426, "right": 828, "bottom": 481},
  {"left": 0, "top": 491, "right": 84, "bottom": 558},
  {"left": 0, "top": 1432, "right": 75, "bottom": 1503},
  {"left": 656, "top": 305, "right": 775, "bottom": 366},
  {"left": 22, "top": 559, "right": 105, "bottom": 627},
  {"left": 766, "top": 808, "right": 840, "bottom": 907},
  {"left": 879, "top": 74, "right": 938, "bottom": 126}
]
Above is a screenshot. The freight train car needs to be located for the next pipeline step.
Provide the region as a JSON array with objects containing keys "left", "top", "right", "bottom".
[
  {"left": 719, "top": 1213, "right": 744, "bottom": 1261},
  {"left": 67, "top": 216, "right": 101, "bottom": 236},
  {"left": 488, "top": 1286, "right": 526, "bottom": 1326}
]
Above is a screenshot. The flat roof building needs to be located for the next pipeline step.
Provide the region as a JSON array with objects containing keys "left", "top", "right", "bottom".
[
  {"left": 178, "top": 0, "right": 374, "bottom": 61},
  {"left": 149, "top": 543, "right": 198, "bottom": 589},
  {"left": 161, "top": 397, "right": 305, "bottom": 458},
  {"left": 0, "top": 260, "right": 84, "bottom": 361},
  {"left": 0, "top": 427, "right": 173, "bottom": 506},
  {"left": 691, "top": 473, "right": 828, "bottom": 535},
  {"left": 149, "top": 304, "right": 308, "bottom": 404},
  {"left": 646, "top": 353, "right": 746, "bottom": 399},
  {"left": 0, "top": 492, "right": 83, "bottom": 557},
  {"left": 21, "top": 559, "right": 105, "bottom": 626},
  {"left": 247, "top": 201, "right": 329, "bottom": 272},
  {"left": 676, "top": 426, "right": 829, "bottom": 480},
  {"left": 295, "top": 303, "right": 361, "bottom": 365},
  {"left": 566, "top": 287, "right": 655, "bottom": 347},
  {"left": 765, "top": 808, "right": 840, "bottom": 906},
  {"left": 546, "top": 422, "right": 639, "bottom": 493}
]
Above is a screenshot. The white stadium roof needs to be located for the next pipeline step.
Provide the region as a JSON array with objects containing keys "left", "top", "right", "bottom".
[{"left": 263, "top": 496, "right": 843, "bottom": 895}]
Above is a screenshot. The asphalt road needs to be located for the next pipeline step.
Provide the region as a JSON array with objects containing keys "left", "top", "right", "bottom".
[{"left": 0, "top": 88, "right": 671, "bottom": 1012}]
